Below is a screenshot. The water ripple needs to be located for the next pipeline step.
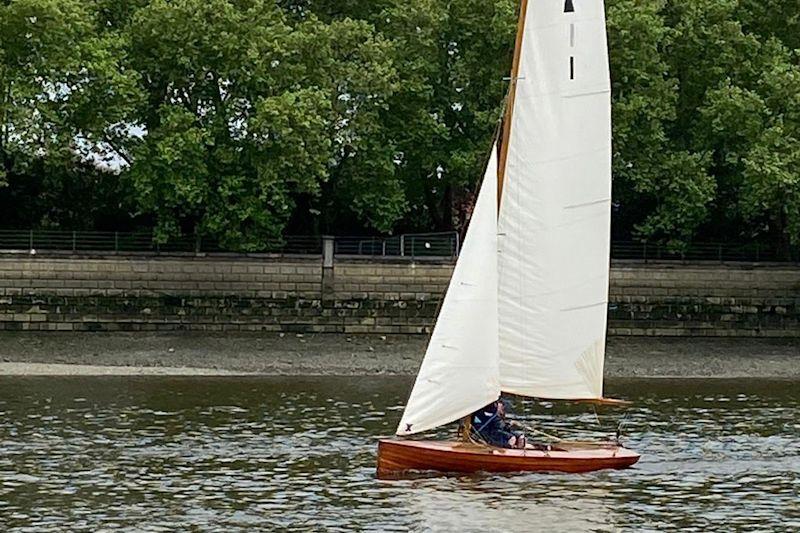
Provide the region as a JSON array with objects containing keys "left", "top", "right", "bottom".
[{"left": 0, "top": 377, "right": 797, "bottom": 532}]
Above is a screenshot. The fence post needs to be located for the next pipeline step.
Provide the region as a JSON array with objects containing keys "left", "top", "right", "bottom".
[
  {"left": 454, "top": 231, "right": 460, "bottom": 258},
  {"left": 400, "top": 234, "right": 405, "bottom": 257},
  {"left": 29, "top": 229, "right": 33, "bottom": 251},
  {"left": 321, "top": 235, "right": 335, "bottom": 302},
  {"left": 115, "top": 232, "right": 119, "bottom": 253},
  {"left": 643, "top": 242, "right": 648, "bottom": 264},
  {"left": 322, "top": 235, "right": 335, "bottom": 267},
  {"left": 195, "top": 233, "right": 201, "bottom": 254},
  {"left": 411, "top": 236, "right": 416, "bottom": 261},
  {"left": 718, "top": 244, "right": 723, "bottom": 264},
  {"left": 72, "top": 231, "right": 77, "bottom": 253},
  {"left": 382, "top": 239, "right": 387, "bottom": 256}
]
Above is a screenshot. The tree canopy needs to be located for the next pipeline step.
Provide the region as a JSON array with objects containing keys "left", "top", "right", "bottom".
[{"left": 1, "top": 0, "right": 798, "bottom": 251}]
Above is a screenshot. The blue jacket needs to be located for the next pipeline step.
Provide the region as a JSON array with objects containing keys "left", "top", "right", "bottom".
[{"left": 471, "top": 404, "right": 516, "bottom": 447}]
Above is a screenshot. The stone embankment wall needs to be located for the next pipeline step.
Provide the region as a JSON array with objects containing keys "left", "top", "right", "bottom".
[{"left": 0, "top": 254, "right": 797, "bottom": 337}]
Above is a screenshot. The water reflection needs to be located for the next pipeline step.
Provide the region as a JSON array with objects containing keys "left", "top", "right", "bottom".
[{"left": 0, "top": 377, "right": 798, "bottom": 531}]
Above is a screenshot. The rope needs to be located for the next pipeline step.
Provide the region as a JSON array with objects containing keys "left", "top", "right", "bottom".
[
  {"left": 515, "top": 420, "right": 619, "bottom": 441},
  {"left": 517, "top": 424, "right": 562, "bottom": 442}
]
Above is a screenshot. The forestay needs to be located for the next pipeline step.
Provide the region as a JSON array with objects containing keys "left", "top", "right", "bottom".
[
  {"left": 497, "top": 0, "right": 612, "bottom": 399},
  {"left": 397, "top": 147, "right": 501, "bottom": 436}
]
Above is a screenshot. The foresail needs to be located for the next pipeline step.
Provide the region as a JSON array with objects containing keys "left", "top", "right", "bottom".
[
  {"left": 397, "top": 147, "right": 500, "bottom": 436},
  {"left": 497, "top": 0, "right": 612, "bottom": 399}
]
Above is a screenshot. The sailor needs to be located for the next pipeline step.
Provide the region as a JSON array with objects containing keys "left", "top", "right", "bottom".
[{"left": 470, "top": 400, "right": 527, "bottom": 449}]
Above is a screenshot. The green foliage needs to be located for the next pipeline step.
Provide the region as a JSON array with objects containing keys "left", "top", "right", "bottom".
[
  {"left": 0, "top": 0, "right": 798, "bottom": 252},
  {"left": 741, "top": 124, "right": 800, "bottom": 247},
  {"left": 607, "top": 0, "right": 715, "bottom": 248},
  {"left": 0, "top": 0, "right": 140, "bottom": 225},
  {"left": 607, "top": 0, "right": 800, "bottom": 249},
  {"left": 120, "top": 0, "right": 397, "bottom": 249},
  {"left": 382, "top": 0, "right": 516, "bottom": 232}
]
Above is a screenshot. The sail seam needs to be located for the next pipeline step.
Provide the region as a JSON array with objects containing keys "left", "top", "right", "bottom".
[
  {"left": 563, "top": 89, "right": 611, "bottom": 99},
  {"left": 561, "top": 301, "right": 607, "bottom": 312},
  {"left": 563, "top": 198, "right": 611, "bottom": 210}
]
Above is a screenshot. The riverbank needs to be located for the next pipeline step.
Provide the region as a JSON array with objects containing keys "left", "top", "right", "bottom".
[
  {"left": 0, "top": 362, "right": 244, "bottom": 376},
  {"left": 0, "top": 333, "right": 797, "bottom": 377},
  {"left": 2, "top": 256, "right": 799, "bottom": 338}
]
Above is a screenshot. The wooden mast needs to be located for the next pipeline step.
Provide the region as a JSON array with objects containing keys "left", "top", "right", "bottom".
[
  {"left": 455, "top": 1, "right": 530, "bottom": 443},
  {"left": 497, "top": 0, "right": 530, "bottom": 210}
]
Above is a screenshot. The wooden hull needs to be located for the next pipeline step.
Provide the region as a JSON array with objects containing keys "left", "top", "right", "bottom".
[{"left": 377, "top": 439, "right": 640, "bottom": 478}]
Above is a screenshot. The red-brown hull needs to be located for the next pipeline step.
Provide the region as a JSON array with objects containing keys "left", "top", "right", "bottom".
[{"left": 377, "top": 439, "right": 640, "bottom": 478}]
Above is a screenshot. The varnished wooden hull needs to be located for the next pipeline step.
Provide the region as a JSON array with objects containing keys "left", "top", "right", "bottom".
[{"left": 377, "top": 439, "right": 640, "bottom": 478}]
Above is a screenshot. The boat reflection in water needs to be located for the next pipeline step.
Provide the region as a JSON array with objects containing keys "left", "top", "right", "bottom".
[{"left": 395, "top": 482, "right": 622, "bottom": 533}]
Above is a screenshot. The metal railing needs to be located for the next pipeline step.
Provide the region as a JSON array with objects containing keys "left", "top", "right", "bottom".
[
  {"left": 335, "top": 232, "right": 459, "bottom": 258},
  {"left": 0, "top": 229, "right": 797, "bottom": 262},
  {"left": 0, "top": 230, "right": 459, "bottom": 258},
  {"left": 0, "top": 230, "right": 323, "bottom": 255},
  {"left": 611, "top": 241, "right": 800, "bottom": 263}
]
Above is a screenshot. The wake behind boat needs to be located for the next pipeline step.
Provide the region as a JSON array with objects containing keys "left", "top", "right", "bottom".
[{"left": 377, "top": 0, "right": 640, "bottom": 477}]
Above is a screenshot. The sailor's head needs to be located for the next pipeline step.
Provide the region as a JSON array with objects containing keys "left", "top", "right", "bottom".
[
  {"left": 484, "top": 399, "right": 510, "bottom": 417},
  {"left": 496, "top": 400, "right": 507, "bottom": 417}
]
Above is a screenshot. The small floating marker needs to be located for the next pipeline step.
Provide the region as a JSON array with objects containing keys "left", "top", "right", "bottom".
[{"left": 565, "top": 0, "right": 575, "bottom": 13}]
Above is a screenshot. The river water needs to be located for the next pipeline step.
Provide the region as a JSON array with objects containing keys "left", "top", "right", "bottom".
[{"left": 0, "top": 376, "right": 798, "bottom": 532}]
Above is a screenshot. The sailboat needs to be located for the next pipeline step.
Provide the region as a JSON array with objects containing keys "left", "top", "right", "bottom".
[{"left": 377, "top": 0, "right": 640, "bottom": 476}]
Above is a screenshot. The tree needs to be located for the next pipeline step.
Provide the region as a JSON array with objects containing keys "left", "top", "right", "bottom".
[
  {"left": 666, "top": 0, "right": 800, "bottom": 248},
  {"left": 737, "top": 0, "right": 800, "bottom": 52},
  {"left": 741, "top": 124, "right": 800, "bottom": 251},
  {"left": 0, "top": 0, "right": 798, "bottom": 251},
  {"left": 0, "top": 0, "right": 140, "bottom": 227},
  {"left": 379, "top": 0, "right": 516, "bottom": 233},
  {"left": 122, "top": 0, "right": 398, "bottom": 249},
  {"left": 607, "top": 0, "right": 715, "bottom": 248},
  {"left": 606, "top": 0, "right": 800, "bottom": 249}
]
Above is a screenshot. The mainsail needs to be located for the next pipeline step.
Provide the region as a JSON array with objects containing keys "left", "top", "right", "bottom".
[
  {"left": 397, "top": 147, "right": 501, "bottom": 436},
  {"left": 498, "top": 0, "right": 612, "bottom": 399},
  {"left": 396, "top": 0, "right": 613, "bottom": 435}
]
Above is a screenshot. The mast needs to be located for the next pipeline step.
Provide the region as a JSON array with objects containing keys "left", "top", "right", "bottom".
[{"left": 497, "top": 0, "right": 530, "bottom": 210}]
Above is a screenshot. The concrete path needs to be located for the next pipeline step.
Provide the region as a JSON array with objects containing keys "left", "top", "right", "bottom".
[
  {"left": 0, "top": 362, "right": 249, "bottom": 376},
  {"left": 0, "top": 333, "right": 797, "bottom": 377}
]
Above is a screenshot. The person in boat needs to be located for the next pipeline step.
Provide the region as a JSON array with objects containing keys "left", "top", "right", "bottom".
[{"left": 470, "top": 400, "right": 527, "bottom": 449}]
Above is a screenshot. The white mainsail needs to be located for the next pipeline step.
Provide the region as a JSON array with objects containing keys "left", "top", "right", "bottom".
[
  {"left": 397, "top": 146, "right": 501, "bottom": 436},
  {"left": 498, "top": 0, "right": 612, "bottom": 399},
  {"left": 396, "top": 0, "right": 613, "bottom": 435}
]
